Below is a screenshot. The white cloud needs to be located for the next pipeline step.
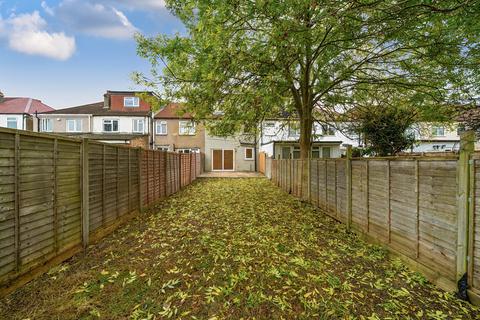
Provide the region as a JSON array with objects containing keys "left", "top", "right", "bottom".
[
  {"left": 4, "top": 11, "right": 75, "bottom": 60},
  {"left": 57, "top": 0, "right": 138, "bottom": 39},
  {"left": 41, "top": 1, "right": 55, "bottom": 16},
  {"left": 106, "top": 0, "right": 165, "bottom": 10}
]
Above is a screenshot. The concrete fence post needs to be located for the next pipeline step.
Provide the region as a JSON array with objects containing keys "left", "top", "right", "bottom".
[
  {"left": 345, "top": 145, "right": 352, "bottom": 231},
  {"left": 456, "top": 131, "right": 475, "bottom": 283},
  {"left": 81, "top": 138, "right": 90, "bottom": 249}
]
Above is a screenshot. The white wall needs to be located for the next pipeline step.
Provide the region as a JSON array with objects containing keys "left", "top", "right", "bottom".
[
  {"left": 92, "top": 116, "right": 149, "bottom": 134},
  {"left": 204, "top": 133, "right": 256, "bottom": 172},
  {"left": 0, "top": 114, "right": 25, "bottom": 130}
]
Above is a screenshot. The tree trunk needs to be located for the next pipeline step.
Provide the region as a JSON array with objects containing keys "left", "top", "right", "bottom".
[{"left": 299, "top": 112, "right": 312, "bottom": 201}]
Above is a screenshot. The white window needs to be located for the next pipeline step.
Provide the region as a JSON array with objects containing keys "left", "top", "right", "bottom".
[
  {"left": 124, "top": 97, "right": 140, "bottom": 107},
  {"left": 322, "top": 124, "right": 335, "bottom": 136},
  {"left": 40, "top": 118, "right": 52, "bottom": 132},
  {"left": 292, "top": 147, "right": 300, "bottom": 159},
  {"left": 179, "top": 121, "right": 196, "bottom": 135},
  {"left": 133, "top": 119, "right": 144, "bottom": 133},
  {"left": 177, "top": 148, "right": 200, "bottom": 153},
  {"left": 288, "top": 122, "right": 300, "bottom": 137},
  {"left": 156, "top": 120, "right": 167, "bottom": 135},
  {"left": 263, "top": 122, "right": 276, "bottom": 136},
  {"left": 66, "top": 119, "right": 82, "bottom": 132},
  {"left": 156, "top": 146, "right": 170, "bottom": 151},
  {"left": 245, "top": 147, "right": 254, "bottom": 160},
  {"left": 311, "top": 146, "right": 321, "bottom": 158},
  {"left": 431, "top": 126, "right": 445, "bottom": 137},
  {"left": 322, "top": 147, "right": 331, "bottom": 158},
  {"left": 6, "top": 117, "right": 17, "bottom": 129},
  {"left": 103, "top": 119, "right": 119, "bottom": 132}
]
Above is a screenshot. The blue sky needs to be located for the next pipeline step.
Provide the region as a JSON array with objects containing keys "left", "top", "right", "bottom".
[{"left": 0, "top": 0, "right": 183, "bottom": 108}]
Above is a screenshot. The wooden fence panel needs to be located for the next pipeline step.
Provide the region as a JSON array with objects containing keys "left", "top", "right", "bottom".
[
  {"left": 55, "top": 140, "right": 82, "bottom": 251},
  {"left": 0, "top": 132, "right": 15, "bottom": 279},
  {"left": 336, "top": 160, "right": 347, "bottom": 222},
  {"left": 268, "top": 154, "right": 467, "bottom": 294},
  {"left": 18, "top": 135, "right": 57, "bottom": 268},
  {"left": 351, "top": 160, "right": 368, "bottom": 232},
  {"left": 326, "top": 161, "right": 337, "bottom": 217},
  {"left": 88, "top": 143, "right": 104, "bottom": 233},
  {"left": 418, "top": 160, "right": 458, "bottom": 281},
  {"left": 310, "top": 160, "right": 319, "bottom": 206},
  {"left": 367, "top": 160, "right": 389, "bottom": 243},
  {"left": 0, "top": 127, "right": 200, "bottom": 291},
  {"left": 389, "top": 160, "right": 417, "bottom": 258}
]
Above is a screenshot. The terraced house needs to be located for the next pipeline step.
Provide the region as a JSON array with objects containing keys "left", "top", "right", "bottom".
[
  {"left": 34, "top": 91, "right": 154, "bottom": 148},
  {"left": 0, "top": 91, "right": 54, "bottom": 130},
  {"left": 153, "top": 103, "right": 205, "bottom": 153}
]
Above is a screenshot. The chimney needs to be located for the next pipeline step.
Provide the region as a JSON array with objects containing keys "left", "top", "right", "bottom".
[
  {"left": 103, "top": 93, "right": 110, "bottom": 109},
  {"left": 0, "top": 90, "right": 4, "bottom": 103}
]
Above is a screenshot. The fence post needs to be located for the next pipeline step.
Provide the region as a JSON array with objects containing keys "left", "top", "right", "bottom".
[
  {"left": 81, "top": 138, "right": 89, "bottom": 249},
  {"left": 345, "top": 145, "right": 352, "bottom": 231},
  {"left": 456, "top": 131, "right": 475, "bottom": 283}
]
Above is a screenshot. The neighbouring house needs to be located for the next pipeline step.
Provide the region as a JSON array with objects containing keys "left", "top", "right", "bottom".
[
  {"left": 34, "top": 91, "right": 153, "bottom": 148},
  {"left": 407, "top": 123, "right": 461, "bottom": 153},
  {"left": 204, "top": 131, "right": 257, "bottom": 172},
  {"left": 153, "top": 103, "right": 205, "bottom": 153},
  {"left": 259, "top": 119, "right": 360, "bottom": 159},
  {"left": 0, "top": 91, "right": 54, "bottom": 130}
]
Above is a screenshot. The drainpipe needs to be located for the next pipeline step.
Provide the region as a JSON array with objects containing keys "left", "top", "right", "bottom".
[{"left": 254, "top": 134, "right": 258, "bottom": 172}]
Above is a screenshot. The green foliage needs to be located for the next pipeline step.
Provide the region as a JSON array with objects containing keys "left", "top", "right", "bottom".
[{"left": 134, "top": 0, "right": 480, "bottom": 157}]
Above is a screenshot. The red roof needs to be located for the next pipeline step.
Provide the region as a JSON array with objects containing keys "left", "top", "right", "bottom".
[
  {"left": 0, "top": 97, "right": 54, "bottom": 114},
  {"left": 154, "top": 103, "right": 192, "bottom": 119}
]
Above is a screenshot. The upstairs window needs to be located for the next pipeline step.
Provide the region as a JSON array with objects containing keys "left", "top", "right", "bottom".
[
  {"left": 103, "top": 119, "right": 119, "bottom": 132},
  {"left": 124, "top": 96, "right": 140, "bottom": 107},
  {"left": 156, "top": 120, "right": 167, "bottom": 135},
  {"left": 133, "top": 119, "right": 144, "bottom": 133},
  {"left": 322, "top": 124, "right": 335, "bottom": 136},
  {"left": 40, "top": 118, "right": 52, "bottom": 132},
  {"left": 7, "top": 117, "right": 17, "bottom": 129},
  {"left": 431, "top": 126, "right": 445, "bottom": 137},
  {"left": 179, "top": 120, "right": 196, "bottom": 135},
  {"left": 288, "top": 121, "right": 300, "bottom": 137},
  {"left": 66, "top": 119, "right": 82, "bottom": 132},
  {"left": 263, "top": 122, "right": 276, "bottom": 136}
]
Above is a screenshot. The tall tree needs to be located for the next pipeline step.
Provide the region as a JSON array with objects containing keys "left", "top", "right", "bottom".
[{"left": 134, "top": 0, "right": 479, "bottom": 162}]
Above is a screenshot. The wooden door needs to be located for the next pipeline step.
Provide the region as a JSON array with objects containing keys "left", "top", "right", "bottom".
[
  {"left": 223, "top": 150, "right": 234, "bottom": 170},
  {"left": 212, "top": 149, "right": 222, "bottom": 170}
]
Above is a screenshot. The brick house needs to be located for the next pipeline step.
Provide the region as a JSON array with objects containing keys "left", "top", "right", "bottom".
[
  {"left": 34, "top": 91, "right": 154, "bottom": 148},
  {"left": 0, "top": 91, "right": 54, "bottom": 130},
  {"left": 153, "top": 103, "right": 205, "bottom": 153}
]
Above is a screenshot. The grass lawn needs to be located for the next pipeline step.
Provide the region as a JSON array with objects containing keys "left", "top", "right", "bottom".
[{"left": 1, "top": 178, "right": 479, "bottom": 319}]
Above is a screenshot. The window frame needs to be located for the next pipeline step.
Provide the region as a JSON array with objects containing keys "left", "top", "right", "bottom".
[
  {"left": 103, "top": 119, "right": 119, "bottom": 133},
  {"left": 156, "top": 145, "right": 170, "bottom": 152},
  {"left": 244, "top": 147, "right": 254, "bottom": 160},
  {"left": 322, "top": 124, "right": 335, "bottom": 136},
  {"left": 6, "top": 117, "right": 17, "bottom": 129},
  {"left": 123, "top": 96, "right": 140, "bottom": 108},
  {"left": 263, "top": 122, "right": 276, "bottom": 136},
  {"left": 156, "top": 120, "right": 168, "bottom": 135},
  {"left": 40, "top": 118, "right": 52, "bottom": 132},
  {"left": 66, "top": 119, "right": 82, "bottom": 132},
  {"left": 431, "top": 126, "right": 445, "bottom": 137},
  {"left": 178, "top": 120, "right": 196, "bottom": 136},
  {"left": 288, "top": 121, "right": 300, "bottom": 137},
  {"left": 132, "top": 119, "right": 145, "bottom": 133}
]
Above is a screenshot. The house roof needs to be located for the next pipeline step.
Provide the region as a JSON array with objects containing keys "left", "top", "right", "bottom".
[
  {"left": 42, "top": 102, "right": 150, "bottom": 116},
  {"left": 154, "top": 103, "right": 193, "bottom": 119},
  {"left": 0, "top": 97, "right": 54, "bottom": 114}
]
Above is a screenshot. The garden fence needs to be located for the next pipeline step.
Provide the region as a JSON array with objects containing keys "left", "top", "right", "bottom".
[
  {"left": 0, "top": 127, "right": 201, "bottom": 293},
  {"left": 269, "top": 132, "right": 480, "bottom": 303}
]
